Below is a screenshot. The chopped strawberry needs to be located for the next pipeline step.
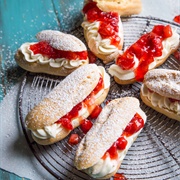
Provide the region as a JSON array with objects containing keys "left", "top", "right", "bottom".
[
  {"left": 58, "top": 118, "right": 73, "bottom": 130},
  {"left": 116, "top": 136, "right": 127, "bottom": 150},
  {"left": 173, "top": 15, "right": 180, "bottom": 24},
  {"left": 80, "top": 119, "right": 93, "bottom": 134},
  {"left": 89, "top": 105, "right": 102, "bottom": 119},
  {"left": 124, "top": 113, "right": 144, "bottom": 136},
  {"left": 68, "top": 133, "right": 80, "bottom": 145},
  {"left": 113, "top": 173, "right": 127, "bottom": 180},
  {"left": 107, "top": 143, "right": 118, "bottom": 159},
  {"left": 163, "top": 25, "right": 172, "bottom": 38},
  {"left": 117, "top": 53, "right": 135, "bottom": 70}
]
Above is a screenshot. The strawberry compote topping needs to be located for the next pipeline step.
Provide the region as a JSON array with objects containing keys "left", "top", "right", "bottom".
[
  {"left": 83, "top": 1, "right": 120, "bottom": 47},
  {"left": 102, "top": 113, "right": 144, "bottom": 160},
  {"left": 29, "top": 41, "right": 88, "bottom": 60},
  {"left": 173, "top": 15, "right": 180, "bottom": 24},
  {"left": 56, "top": 76, "right": 104, "bottom": 130},
  {"left": 116, "top": 25, "right": 173, "bottom": 81}
]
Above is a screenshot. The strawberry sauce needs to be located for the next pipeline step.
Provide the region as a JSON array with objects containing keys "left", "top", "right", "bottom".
[
  {"left": 116, "top": 25, "right": 173, "bottom": 81},
  {"left": 29, "top": 41, "right": 88, "bottom": 60},
  {"left": 56, "top": 76, "right": 104, "bottom": 130},
  {"left": 102, "top": 113, "right": 144, "bottom": 160},
  {"left": 83, "top": 1, "right": 120, "bottom": 47}
]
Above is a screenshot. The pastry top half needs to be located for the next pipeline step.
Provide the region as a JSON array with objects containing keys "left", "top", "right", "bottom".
[
  {"left": 26, "top": 64, "right": 105, "bottom": 130},
  {"left": 15, "top": 30, "right": 89, "bottom": 76},
  {"left": 74, "top": 97, "right": 146, "bottom": 170},
  {"left": 140, "top": 68, "right": 180, "bottom": 121},
  {"left": 143, "top": 69, "right": 180, "bottom": 100},
  {"left": 92, "top": 0, "right": 142, "bottom": 16},
  {"left": 36, "top": 30, "right": 87, "bottom": 52}
]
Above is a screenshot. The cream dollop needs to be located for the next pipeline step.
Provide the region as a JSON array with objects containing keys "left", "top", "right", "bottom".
[
  {"left": 20, "top": 42, "right": 87, "bottom": 69},
  {"left": 82, "top": 16, "right": 121, "bottom": 56},
  {"left": 31, "top": 66, "right": 110, "bottom": 140},
  {"left": 109, "top": 28, "right": 179, "bottom": 81},
  {"left": 141, "top": 84, "right": 180, "bottom": 115},
  {"left": 85, "top": 109, "right": 146, "bottom": 179}
]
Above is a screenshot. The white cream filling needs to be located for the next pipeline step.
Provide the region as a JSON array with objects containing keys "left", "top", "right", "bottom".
[
  {"left": 108, "top": 54, "right": 139, "bottom": 80},
  {"left": 82, "top": 16, "right": 122, "bottom": 56},
  {"left": 141, "top": 84, "right": 180, "bottom": 115},
  {"left": 31, "top": 67, "right": 110, "bottom": 140},
  {"left": 109, "top": 29, "right": 179, "bottom": 80},
  {"left": 20, "top": 42, "right": 87, "bottom": 69},
  {"left": 85, "top": 110, "right": 146, "bottom": 179}
]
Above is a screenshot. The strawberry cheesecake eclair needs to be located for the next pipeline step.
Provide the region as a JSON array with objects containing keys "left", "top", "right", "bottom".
[
  {"left": 81, "top": 0, "right": 124, "bottom": 64},
  {"left": 140, "top": 69, "right": 180, "bottom": 121},
  {"left": 75, "top": 97, "right": 147, "bottom": 179},
  {"left": 109, "top": 24, "right": 179, "bottom": 84},
  {"left": 15, "top": 30, "right": 89, "bottom": 76},
  {"left": 25, "top": 64, "right": 110, "bottom": 145}
]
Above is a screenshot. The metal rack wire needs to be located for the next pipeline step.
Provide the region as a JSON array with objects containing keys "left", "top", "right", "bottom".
[{"left": 18, "top": 16, "right": 180, "bottom": 180}]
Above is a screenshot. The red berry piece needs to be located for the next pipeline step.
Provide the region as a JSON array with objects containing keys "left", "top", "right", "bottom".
[
  {"left": 68, "top": 133, "right": 80, "bottom": 145},
  {"left": 80, "top": 119, "right": 93, "bottom": 134},
  {"left": 89, "top": 105, "right": 102, "bottom": 119}
]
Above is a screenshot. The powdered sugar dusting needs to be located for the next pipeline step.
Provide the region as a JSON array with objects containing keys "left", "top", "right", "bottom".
[
  {"left": 144, "top": 69, "right": 180, "bottom": 100},
  {"left": 75, "top": 97, "right": 143, "bottom": 170},
  {"left": 26, "top": 64, "right": 100, "bottom": 129},
  {"left": 36, "top": 30, "right": 87, "bottom": 51}
]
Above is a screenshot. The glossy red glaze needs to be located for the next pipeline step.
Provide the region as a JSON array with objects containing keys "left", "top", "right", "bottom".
[
  {"left": 116, "top": 136, "right": 128, "bottom": 150},
  {"left": 56, "top": 76, "right": 104, "bottom": 130},
  {"left": 30, "top": 41, "right": 88, "bottom": 60},
  {"left": 116, "top": 25, "right": 173, "bottom": 81},
  {"left": 106, "top": 143, "right": 119, "bottom": 160},
  {"left": 123, "top": 113, "right": 144, "bottom": 137},
  {"left": 83, "top": 1, "right": 120, "bottom": 46}
]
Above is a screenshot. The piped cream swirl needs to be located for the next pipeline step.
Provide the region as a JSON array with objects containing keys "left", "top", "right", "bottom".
[
  {"left": 82, "top": 17, "right": 121, "bottom": 56},
  {"left": 141, "top": 84, "right": 180, "bottom": 115},
  {"left": 20, "top": 42, "right": 87, "bottom": 69},
  {"left": 31, "top": 66, "right": 110, "bottom": 140}
]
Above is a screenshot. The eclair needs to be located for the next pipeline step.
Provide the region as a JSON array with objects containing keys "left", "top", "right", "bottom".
[
  {"left": 15, "top": 30, "right": 89, "bottom": 76},
  {"left": 74, "top": 97, "right": 147, "bottom": 179},
  {"left": 92, "top": 0, "right": 142, "bottom": 16},
  {"left": 81, "top": 0, "right": 124, "bottom": 64},
  {"left": 109, "top": 24, "right": 179, "bottom": 84},
  {"left": 25, "top": 64, "right": 110, "bottom": 145},
  {"left": 140, "top": 69, "right": 180, "bottom": 121}
]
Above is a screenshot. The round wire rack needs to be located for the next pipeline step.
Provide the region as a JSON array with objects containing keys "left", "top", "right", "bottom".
[{"left": 18, "top": 16, "right": 180, "bottom": 180}]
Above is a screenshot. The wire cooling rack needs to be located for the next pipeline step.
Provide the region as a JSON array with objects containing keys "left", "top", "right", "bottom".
[{"left": 18, "top": 16, "right": 180, "bottom": 180}]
